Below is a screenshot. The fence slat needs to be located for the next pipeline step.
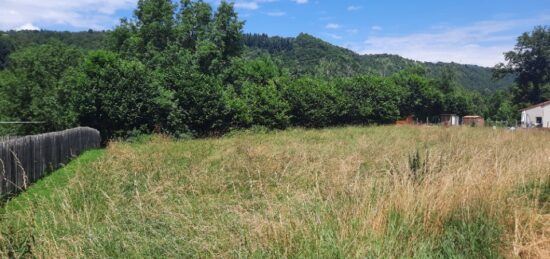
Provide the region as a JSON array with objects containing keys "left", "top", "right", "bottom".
[{"left": 0, "top": 127, "right": 101, "bottom": 197}]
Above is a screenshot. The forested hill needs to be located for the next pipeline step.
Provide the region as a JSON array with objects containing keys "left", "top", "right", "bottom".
[
  {"left": 243, "top": 33, "right": 515, "bottom": 92},
  {"left": 1, "top": 30, "right": 513, "bottom": 92},
  {"left": 0, "top": 30, "right": 105, "bottom": 50},
  {"left": 0, "top": 30, "right": 105, "bottom": 69}
]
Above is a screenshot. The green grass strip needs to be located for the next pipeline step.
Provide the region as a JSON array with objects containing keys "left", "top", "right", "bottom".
[{"left": 1, "top": 149, "right": 104, "bottom": 212}]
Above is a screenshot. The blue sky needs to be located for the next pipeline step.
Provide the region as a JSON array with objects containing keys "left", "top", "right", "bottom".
[{"left": 1, "top": 0, "right": 549, "bottom": 66}]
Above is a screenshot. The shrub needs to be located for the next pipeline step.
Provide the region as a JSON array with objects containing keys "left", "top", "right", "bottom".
[
  {"left": 66, "top": 51, "right": 163, "bottom": 140},
  {"left": 283, "top": 77, "right": 342, "bottom": 127}
]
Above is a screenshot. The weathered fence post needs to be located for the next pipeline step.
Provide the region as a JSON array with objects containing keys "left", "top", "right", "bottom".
[{"left": 0, "top": 127, "right": 101, "bottom": 197}]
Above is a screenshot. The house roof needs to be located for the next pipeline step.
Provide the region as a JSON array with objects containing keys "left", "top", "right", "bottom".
[
  {"left": 520, "top": 100, "right": 550, "bottom": 111},
  {"left": 463, "top": 115, "right": 483, "bottom": 119}
]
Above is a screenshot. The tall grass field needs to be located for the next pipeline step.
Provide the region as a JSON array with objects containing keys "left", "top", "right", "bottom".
[{"left": 1, "top": 126, "right": 549, "bottom": 258}]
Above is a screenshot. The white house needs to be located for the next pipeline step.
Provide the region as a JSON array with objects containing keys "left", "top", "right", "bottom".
[{"left": 521, "top": 100, "right": 550, "bottom": 128}]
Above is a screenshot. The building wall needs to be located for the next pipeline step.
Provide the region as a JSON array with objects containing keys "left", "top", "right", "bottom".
[
  {"left": 440, "top": 115, "right": 459, "bottom": 126},
  {"left": 451, "top": 116, "right": 459, "bottom": 126},
  {"left": 543, "top": 105, "right": 550, "bottom": 128},
  {"left": 463, "top": 117, "right": 484, "bottom": 127},
  {"left": 396, "top": 115, "right": 415, "bottom": 125},
  {"left": 523, "top": 106, "right": 544, "bottom": 127}
]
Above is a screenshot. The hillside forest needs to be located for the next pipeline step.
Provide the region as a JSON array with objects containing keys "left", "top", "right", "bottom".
[{"left": 0, "top": 0, "right": 548, "bottom": 140}]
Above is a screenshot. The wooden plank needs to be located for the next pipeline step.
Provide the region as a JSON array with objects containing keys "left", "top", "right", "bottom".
[{"left": 0, "top": 127, "right": 101, "bottom": 197}]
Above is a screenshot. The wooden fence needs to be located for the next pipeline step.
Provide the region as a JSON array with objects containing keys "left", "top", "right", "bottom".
[{"left": 0, "top": 127, "right": 101, "bottom": 197}]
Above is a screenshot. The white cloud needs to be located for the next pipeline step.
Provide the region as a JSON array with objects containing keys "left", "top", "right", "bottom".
[
  {"left": 292, "top": 0, "right": 308, "bottom": 4},
  {"left": 371, "top": 26, "right": 382, "bottom": 31},
  {"left": 15, "top": 23, "right": 40, "bottom": 31},
  {"left": 0, "top": 0, "right": 137, "bottom": 30},
  {"left": 347, "top": 6, "right": 361, "bottom": 11},
  {"left": 267, "top": 11, "right": 286, "bottom": 16},
  {"left": 0, "top": 0, "right": 283, "bottom": 30},
  {"left": 234, "top": 1, "right": 259, "bottom": 10},
  {"left": 213, "top": 0, "right": 278, "bottom": 11},
  {"left": 326, "top": 23, "right": 341, "bottom": 29},
  {"left": 352, "top": 16, "right": 550, "bottom": 67},
  {"left": 324, "top": 33, "right": 342, "bottom": 40}
]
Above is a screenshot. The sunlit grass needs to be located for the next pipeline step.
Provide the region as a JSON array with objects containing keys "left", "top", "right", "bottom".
[{"left": 1, "top": 126, "right": 549, "bottom": 258}]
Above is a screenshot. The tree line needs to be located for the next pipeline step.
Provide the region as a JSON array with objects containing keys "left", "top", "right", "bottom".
[{"left": 0, "top": 0, "right": 547, "bottom": 140}]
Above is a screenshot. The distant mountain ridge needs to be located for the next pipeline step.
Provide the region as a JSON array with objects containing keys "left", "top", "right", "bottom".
[
  {"left": 243, "top": 33, "right": 515, "bottom": 92},
  {"left": 0, "top": 30, "right": 514, "bottom": 92},
  {"left": 0, "top": 30, "right": 105, "bottom": 69}
]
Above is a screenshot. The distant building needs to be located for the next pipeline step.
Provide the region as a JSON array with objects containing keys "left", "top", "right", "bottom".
[
  {"left": 440, "top": 114, "right": 460, "bottom": 126},
  {"left": 463, "top": 115, "right": 484, "bottom": 127},
  {"left": 396, "top": 115, "right": 415, "bottom": 125},
  {"left": 520, "top": 100, "right": 550, "bottom": 128}
]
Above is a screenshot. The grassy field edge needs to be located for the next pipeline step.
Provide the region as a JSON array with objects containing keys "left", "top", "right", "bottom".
[
  {"left": 1, "top": 149, "right": 105, "bottom": 212},
  {"left": 0, "top": 127, "right": 549, "bottom": 257}
]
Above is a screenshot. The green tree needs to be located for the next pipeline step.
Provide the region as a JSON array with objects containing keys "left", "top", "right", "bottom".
[
  {"left": 495, "top": 26, "right": 550, "bottom": 106},
  {"left": 224, "top": 56, "right": 289, "bottom": 129},
  {"left": 109, "top": 0, "right": 243, "bottom": 71},
  {"left": 213, "top": 1, "right": 244, "bottom": 61},
  {"left": 486, "top": 90, "right": 517, "bottom": 124},
  {"left": 109, "top": 0, "right": 175, "bottom": 62},
  {"left": 66, "top": 51, "right": 166, "bottom": 140},
  {"left": 148, "top": 44, "right": 230, "bottom": 136},
  {"left": 170, "top": 71, "right": 229, "bottom": 136},
  {"left": 0, "top": 35, "right": 15, "bottom": 69},
  {"left": 225, "top": 80, "right": 290, "bottom": 129},
  {"left": 135, "top": 0, "right": 175, "bottom": 51},
  {"left": 444, "top": 89, "right": 475, "bottom": 116},
  {"left": 0, "top": 41, "right": 83, "bottom": 134},
  {"left": 176, "top": 0, "right": 213, "bottom": 50},
  {"left": 105, "top": 0, "right": 246, "bottom": 136},
  {"left": 193, "top": 1, "right": 244, "bottom": 74},
  {"left": 108, "top": 18, "right": 138, "bottom": 57},
  {"left": 339, "top": 75, "right": 404, "bottom": 124},
  {"left": 225, "top": 55, "right": 285, "bottom": 87},
  {"left": 392, "top": 68, "right": 443, "bottom": 120},
  {"left": 283, "top": 77, "right": 342, "bottom": 127},
  {"left": 495, "top": 100, "right": 517, "bottom": 124},
  {"left": 314, "top": 58, "right": 342, "bottom": 79}
]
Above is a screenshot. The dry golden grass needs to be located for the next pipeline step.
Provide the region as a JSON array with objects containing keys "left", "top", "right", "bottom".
[{"left": 1, "top": 126, "right": 549, "bottom": 258}]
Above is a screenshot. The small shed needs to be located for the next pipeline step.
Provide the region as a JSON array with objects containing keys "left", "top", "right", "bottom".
[
  {"left": 463, "top": 115, "right": 484, "bottom": 127},
  {"left": 396, "top": 115, "right": 415, "bottom": 125},
  {"left": 440, "top": 114, "right": 460, "bottom": 126}
]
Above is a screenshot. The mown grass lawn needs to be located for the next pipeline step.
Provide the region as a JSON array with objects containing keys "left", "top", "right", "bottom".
[{"left": 1, "top": 126, "right": 549, "bottom": 258}]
